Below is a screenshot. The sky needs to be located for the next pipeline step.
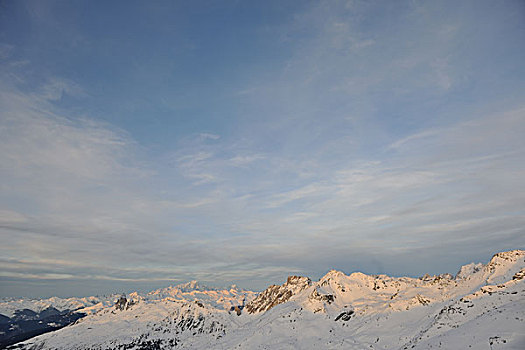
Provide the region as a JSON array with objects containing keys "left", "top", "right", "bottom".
[{"left": 1, "top": 0, "right": 524, "bottom": 298}]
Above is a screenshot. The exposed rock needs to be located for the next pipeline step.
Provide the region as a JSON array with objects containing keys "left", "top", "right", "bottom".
[
  {"left": 334, "top": 310, "right": 354, "bottom": 321},
  {"left": 229, "top": 305, "right": 242, "bottom": 316},
  {"left": 245, "top": 276, "right": 311, "bottom": 314},
  {"left": 415, "top": 294, "right": 430, "bottom": 306},
  {"left": 512, "top": 268, "right": 525, "bottom": 281},
  {"left": 309, "top": 289, "right": 335, "bottom": 304},
  {"left": 485, "top": 250, "right": 525, "bottom": 273},
  {"left": 115, "top": 295, "right": 128, "bottom": 311}
]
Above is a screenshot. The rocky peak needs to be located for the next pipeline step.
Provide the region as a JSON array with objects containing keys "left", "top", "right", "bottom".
[
  {"left": 114, "top": 295, "right": 127, "bottom": 311},
  {"left": 483, "top": 250, "right": 525, "bottom": 285},
  {"left": 114, "top": 294, "right": 135, "bottom": 311},
  {"left": 420, "top": 273, "right": 454, "bottom": 284},
  {"left": 285, "top": 276, "right": 312, "bottom": 291},
  {"left": 245, "top": 276, "right": 311, "bottom": 314},
  {"left": 485, "top": 250, "right": 525, "bottom": 272},
  {"left": 177, "top": 280, "right": 204, "bottom": 292}
]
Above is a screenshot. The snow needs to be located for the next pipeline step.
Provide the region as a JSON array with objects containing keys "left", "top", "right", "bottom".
[
  {"left": 6, "top": 249, "right": 525, "bottom": 349},
  {"left": 0, "top": 295, "right": 117, "bottom": 318}
]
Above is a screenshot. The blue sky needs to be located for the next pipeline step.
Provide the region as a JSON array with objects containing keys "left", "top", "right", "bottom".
[{"left": 1, "top": 0, "right": 524, "bottom": 297}]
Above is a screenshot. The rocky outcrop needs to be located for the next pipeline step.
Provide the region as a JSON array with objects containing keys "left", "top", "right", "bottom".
[
  {"left": 334, "top": 310, "right": 354, "bottom": 321},
  {"left": 114, "top": 295, "right": 135, "bottom": 311},
  {"left": 485, "top": 250, "right": 525, "bottom": 272},
  {"left": 114, "top": 295, "right": 127, "bottom": 311},
  {"left": 309, "top": 289, "right": 335, "bottom": 304},
  {"left": 513, "top": 268, "right": 525, "bottom": 281},
  {"left": 245, "top": 276, "right": 311, "bottom": 314}
]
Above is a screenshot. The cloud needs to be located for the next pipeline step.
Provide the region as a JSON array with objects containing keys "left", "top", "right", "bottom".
[
  {"left": 388, "top": 129, "right": 441, "bottom": 150},
  {"left": 1, "top": 0, "right": 524, "bottom": 297},
  {"left": 229, "top": 154, "right": 265, "bottom": 167},
  {"left": 265, "top": 183, "right": 330, "bottom": 209},
  {"left": 0, "top": 210, "right": 28, "bottom": 224},
  {"left": 199, "top": 133, "right": 220, "bottom": 140},
  {"left": 2, "top": 74, "right": 524, "bottom": 295},
  {"left": 40, "top": 77, "right": 86, "bottom": 101},
  {"left": 0, "top": 79, "right": 174, "bottom": 288},
  {"left": 0, "top": 43, "right": 14, "bottom": 59}
]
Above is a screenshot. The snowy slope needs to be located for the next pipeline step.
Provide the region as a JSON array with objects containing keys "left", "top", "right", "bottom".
[{"left": 8, "top": 250, "right": 525, "bottom": 350}]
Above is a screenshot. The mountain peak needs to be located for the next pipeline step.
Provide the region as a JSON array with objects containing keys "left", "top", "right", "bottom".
[
  {"left": 245, "top": 275, "right": 311, "bottom": 314},
  {"left": 320, "top": 269, "right": 346, "bottom": 281},
  {"left": 488, "top": 250, "right": 525, "bottom": 266},
  {"left": 176, "top": 280, "right": 205, "bottom": 292}
]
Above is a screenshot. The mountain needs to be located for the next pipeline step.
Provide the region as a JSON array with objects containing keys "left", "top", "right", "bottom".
[
  {"left": 0, "top": 295, "right": 117, "bottom": 318},
  {"left": 0, "top": 281, "right": 256, "bottom": 349},
  {"left": 3, "top": 250, "right": 525, "bottom": 349},
  {"left": 245, "top": 275, "right": 311, "bottom": 313},
  {"left": 146, "top": 280, "right": 256, "bottom": 311}
]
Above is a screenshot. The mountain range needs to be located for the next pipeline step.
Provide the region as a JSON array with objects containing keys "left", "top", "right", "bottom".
[{"left": 1, "top": 250, "right": 524, "bottom": 349}]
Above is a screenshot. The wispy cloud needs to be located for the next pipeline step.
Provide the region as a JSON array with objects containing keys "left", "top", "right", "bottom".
[
  {"left": 1, "top": 0, "right": 524, "bottom": 297},
  {"left": 229, "top": 154, "right": 265, "bottom": 167},
  {"left": 199, "top": 133, "right": 220, "bottom": 140}
]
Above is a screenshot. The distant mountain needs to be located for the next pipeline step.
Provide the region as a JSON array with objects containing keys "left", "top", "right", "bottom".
[
  {"left": 0, "top": 281, "right": 255, "bottom": 348},
  {"left": 3, "top": 250, "right": 525, "bottom": 349},
  {"left": 0, "top": 295, "right": 117, "bottom": 318}
]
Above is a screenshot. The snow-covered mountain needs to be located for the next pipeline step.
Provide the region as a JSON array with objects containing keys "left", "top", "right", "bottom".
[
  {"left": 146, "top": 280, "right": 256, "bottom": 312},
  {"left": 0, "top": 281, "right": 256, "bottom": 348},
  {"left": 0, "top": 295, "right": 117, "bottom": 318},
  {"left": 0, "top": 281, "right": 255, "bottom": 319},
  {"left": 4, "top": 250, "right": 525, "bottom": 349}
]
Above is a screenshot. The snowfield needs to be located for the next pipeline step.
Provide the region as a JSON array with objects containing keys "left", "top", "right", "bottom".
[{"left": 4, "top": 250, "right": 525, "bottom": 349}]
